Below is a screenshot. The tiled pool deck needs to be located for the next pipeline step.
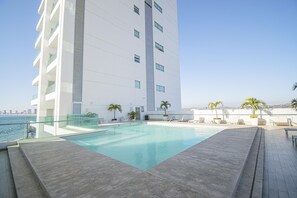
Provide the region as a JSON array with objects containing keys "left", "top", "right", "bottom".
[
  {"left": 2, "top": 124, "right": 297, "bottom": 197},
  {"left": 18, "top": 127, "right": 258, "bottom": 197},
  {"left": 263, "top": 127, "right": 297, "bottom": 198}
]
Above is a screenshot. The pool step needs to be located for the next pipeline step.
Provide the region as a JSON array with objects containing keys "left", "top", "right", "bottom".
[
  {"left": 234, "top": 127, "right": 264, "bottom": 198},
  {"left": 7, "top": 146, "right": 47, "bottom": 198}
]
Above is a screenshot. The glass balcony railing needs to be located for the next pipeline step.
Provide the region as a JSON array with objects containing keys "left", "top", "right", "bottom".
[
  {"left": 32, "top": 94, "right": 38, "bottom": 100},
  {"left": 50, "top": 1, "right": 59, "bottom": 14},
  {"left": 44, "top": 116, "right": 54, "bottom": 126},
  {"left": 34, "top": 52, "right": 41, "bottom": 61},
  {"left": 46, "top": 83, "right": 56, "bottom": 94},
  {"left": 47, "top": 53, "right": 57, "bottom": 66},
  {"left": 48, "top": 23, "right": 59, "bottom": 39}
]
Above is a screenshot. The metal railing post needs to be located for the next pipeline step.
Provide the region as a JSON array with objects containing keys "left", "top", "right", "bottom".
[{"left": 26, "top": 123, "right": 29, "bottom": 139}]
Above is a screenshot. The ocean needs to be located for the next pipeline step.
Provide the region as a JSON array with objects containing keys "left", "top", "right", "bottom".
[{"left": 0, "top": 116, "right": 36, "bottom": 143}]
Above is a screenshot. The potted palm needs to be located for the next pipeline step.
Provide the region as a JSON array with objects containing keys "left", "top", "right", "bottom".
[
  {"left": 240, "top": 98, "right": 266, "bottom": 126},
  {"left": 291, "top": 83, "right": 297, "bottom": 110},
  {"left": 208, "top": 101, "right": 223, "bottom": 124},
  {"left": 128, "top": 111, "right": 137, "bottom": 121},
  {"left": 108, "top": 104, "right": 122, "bottom": 121},
  {"left": 160, "top": 101, "right": 171, "bottom": 121}
]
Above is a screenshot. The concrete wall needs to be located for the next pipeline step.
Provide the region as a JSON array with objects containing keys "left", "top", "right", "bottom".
[
  {"left": 146, "top": 108, "right": 297, "bottom": 126},
  {"left": 81, "top": 0, "right": 147, "bottom": 121},
  {"left": 153, "top": 0, "right": 181, "bottom": 111}
]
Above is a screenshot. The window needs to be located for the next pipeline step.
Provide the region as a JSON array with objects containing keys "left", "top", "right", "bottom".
[
  {"left": 134, "top": 29, "right": 140, "bottom": 38},
  {"left": 155, "top": 63, "right": 164, "bottom": 72},
  {"left": 155, "top": 42, "right": 164, "bottom": 52},
  {"left": 135, "top": 80, "right": 141, "bottom": 89},
  {"left": 154, "top": 2, "right": 162, "bottom": 13},
  {"left": 134, "top": 54, "right": 140, "bottom": 63},
  {"left": 156, "top": 85, "right": 165, "bottom": 93},
  {"left": 154, "top": 21, "right": 163, "bottom": 32},
  {"left": 134, "top": 5, "right": 139, "bottom": 15}
]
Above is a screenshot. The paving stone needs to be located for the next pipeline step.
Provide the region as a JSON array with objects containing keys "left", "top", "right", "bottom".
[
  {"left": 0, "top": 151, "right": 16, "bottom": 198},
  {"left": 7, "top": 146, "right": 46, "bottom": 198},
  {"left": 20, "top": 141, "right": 143, "bottom": 197},
  {"left": 263, "top": 128, "right": 297, "bottom": 198},
  {"left": 149, "top": 127, "right": 258, "bottom": 197}
]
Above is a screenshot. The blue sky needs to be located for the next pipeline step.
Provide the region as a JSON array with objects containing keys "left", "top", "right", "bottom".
[{"left": 0, "top": 0, "right": 296, "bottom": 110}]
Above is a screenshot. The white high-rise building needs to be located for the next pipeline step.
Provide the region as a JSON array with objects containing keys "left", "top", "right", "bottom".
[{"left": 31, "top": 0, "right": 181, "bottom": 136}]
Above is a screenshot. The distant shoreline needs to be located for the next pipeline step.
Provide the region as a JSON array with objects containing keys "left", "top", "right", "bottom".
[{"left": 0, "top": 114, "right": 37, "bottom": 117}]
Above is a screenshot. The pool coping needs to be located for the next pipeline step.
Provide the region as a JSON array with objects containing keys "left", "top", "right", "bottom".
[{"left": 16, "top": 125, "right": 259, "bottom": 197}]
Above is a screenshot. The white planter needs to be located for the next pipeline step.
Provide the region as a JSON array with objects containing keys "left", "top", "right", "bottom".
[
  {"left": 250, "top": 118, "right": 259, "bottom": 126},
  {"left": 163, "top": 116, "right": 169, "bottom": 121},
  {"left": 214, "top": 118, "right": 222, "bottom": 124}
]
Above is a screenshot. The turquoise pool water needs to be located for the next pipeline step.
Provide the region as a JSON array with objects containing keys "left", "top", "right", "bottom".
[{"left": 64, "top": 124, "right": 223, "bottom": 170}]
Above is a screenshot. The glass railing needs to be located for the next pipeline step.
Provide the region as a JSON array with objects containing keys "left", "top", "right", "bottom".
[
  {"left": 34, "top": 52, "right": 41, "bottom": 62},
  {"left": 50, "top": 1, "right": 59, "bottom": 14},
  {"left": 0, "top": 114, "right": 101, "bottom": 143},
  {"left": 44, "top": 116, "right": 54, "bottom": 126},
  {"left": 47, "top": 53, "right": 57, "bottom": 66},
  {"left": 46, "top": 83, "right": 56, "bottom": 94},
  {"left": 0, "top": 116, "right": 37, "bottom": 143},
  {"left": 32, "top": 94, "right": 38, "bottom": 100},
  {"left": 67, "top": 114, "right": 99, "bottom": 129},
  {"left": 48, "top": 23, "right": 59, "bottom": 39}
]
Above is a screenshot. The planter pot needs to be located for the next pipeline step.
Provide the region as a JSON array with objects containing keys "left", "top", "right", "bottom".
[
  {"left": 250, "top": 118, "right": 259, "bottom": 126},
  {"left": 163, "top": 116, "right": 169, "bottom": 121},
  {"left": 214, "top": 118, "right": 222, "bottom": 124}
]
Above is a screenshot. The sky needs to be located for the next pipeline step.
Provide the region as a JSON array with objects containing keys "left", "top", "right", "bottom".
[{"left": 0, "top": 0, "right": 296, "bottom": 111}]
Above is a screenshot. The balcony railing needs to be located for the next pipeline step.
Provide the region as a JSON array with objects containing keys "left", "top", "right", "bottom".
[
  {"left": 49, "top": 23, "right": 59, "bottom": 39},
  {"left": 50, "top": 1, "right": 59, "bottom": 14},
  {"left": 0, "top": 115, "right": 99, "bottom": 143},
  {"left": 47, "top": 53, "right": 57, "bottom": 66},
  {"left": 46, "top": 84, "right": 56, "bottom": 94},
  {"left": 32, "top": 94, "right": 38, "bottom": 100}
]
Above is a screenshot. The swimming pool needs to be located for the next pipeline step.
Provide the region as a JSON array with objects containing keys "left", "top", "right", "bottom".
[{"left": 64, "top": 123, "right": 223, "bottom": 170}]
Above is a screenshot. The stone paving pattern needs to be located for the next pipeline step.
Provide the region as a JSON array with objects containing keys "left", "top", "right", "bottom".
[
  {"left": 19, "top": 127, "right": 258, "bottom": 197},
  {"left": 263, "top": 128, "right": 297, "bottom": 198},
  {"left": 0, "top": 151, "right": 17, "bottom": 198},
  {"left": 8, "top": 146, "right": 46, "bottom": 198}
]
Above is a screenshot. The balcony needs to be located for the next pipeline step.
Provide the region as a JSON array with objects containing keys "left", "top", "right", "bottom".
[
  {"left": 36, "top": 12, "right": 44, "bottom": 32},
  {"left": 32, "top": 76, "right": 39, "bottom": 86},
  {"left": 46, "top": 83, "right": 56, "bottom": 94},
  {"left": 45, "top": 83, "right": 56, "bottom": 101},
  {"left": 47, "top": 58, "right": 58, "bottom": 74},
  {"left": 33, "top": 53, "right": 41, "bottom": 68},
  {"left": 47, "top": 53, "right": 57, "bottom": 66},
  {"left": 48, "top": 23, "right": 59, "bottom": 47},
  {"left": 34, "top": 33, "right": 42, "bottom": 49},
  {"left": 38, "top": 0, "right": 45, "bottom": 15},
  {"left": 50, "top": 1, "right": 61, "bottom": 22},
  {"left": 31, "top": 94, "right": 38, "bottom": 106}
]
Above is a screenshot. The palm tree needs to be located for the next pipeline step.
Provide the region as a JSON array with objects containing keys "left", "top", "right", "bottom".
[
  {"left": 293, "top": 82, "right": 297, "bottom": 91},
  {"left": 208, "top": 101, "right": 223, "bottom": 119},
  {"left": 108, "top": 104, "right": 122, "bottom": 120},
  {"left": 240, "top": 98, "right": 266, "bottom": 118},
  {"left": 160, "top": 101, "right": 171, "bottom": 116},
  {"left": 292, "top": 99, "right": 297, "bottom": 109},
  {"left": 292, "top": 83, "right": 297, "bottom": 110}
]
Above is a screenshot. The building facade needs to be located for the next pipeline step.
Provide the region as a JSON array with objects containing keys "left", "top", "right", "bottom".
[{"left": 32, "top": 0, "right": 181, "bottom": 136}]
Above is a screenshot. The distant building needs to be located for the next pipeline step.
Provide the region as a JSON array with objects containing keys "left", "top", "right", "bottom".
[{"left": 28, "top": 109, "right": 32, "bottom": 114}]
